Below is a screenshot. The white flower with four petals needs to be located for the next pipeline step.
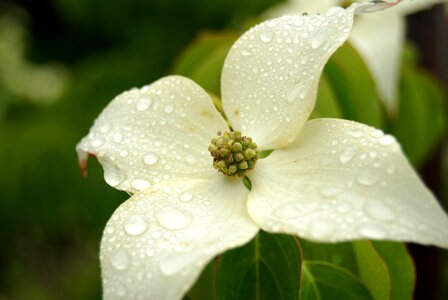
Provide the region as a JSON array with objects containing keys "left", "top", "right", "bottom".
[{"left": 77, "top": 2, "right": 448, "bottom": 299}]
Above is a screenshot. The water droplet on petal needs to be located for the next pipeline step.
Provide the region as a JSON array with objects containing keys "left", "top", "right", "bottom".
[
  {"left": 379, "top": 135, "right": 396, "bottom": 146},
  {"left": 179, "top": 193, "right": 193, "bottom": 202},
  {"left": 336, "top": 202, "right": 352, "bottom": 214},
  {"left": 155, "top": 206, "right": 194, "bottom": 230},
  {"left": 113, "top": 132, "right": 123, "bottom": 143},
  {"left": 164, "top": 105, "right": 174, "bottom": 114},
  {"left": 143, "top": 152, "right": 159, "bottom": 166},
  {"left": 103, "top": 164, "right": 125, "bottom": 187},
  {"left": 241, "top": 48, "right": 251, "bottom": 56},
  {"left": 110, "top": 248, "right": 130, "bottom": 270},
  {"left": 131, "top": 178, "right": 150, "bottom": 191},
  {"left": 319, "top": 186, "right": 342, "bottom": 198},
  {"left": 364, "top": 200, "right": 395, "bottom": 221},
  {"left": 371, "top": 129, "right": 383, "bottom": 138},
  {"left": 260, "top": 31, "right": 274, "bottom": 43},
  {"left": 339, "top": 148, "right": 357, "bottom": 164},
  {"left": 310, "top": 219, "right": 336, "bottom": 239},
  {"left": 136, "top": 96, "right": 152, "bottom": 111},
  {"left": 185, "top": 154, "right": 197, "bottom": 165},
  {"left": 358, "top": 222, "right": 388, "bottom": 239},
  {"left": 357, "top": 171, "right": 378, "bottom": 186},
  {"left": 92, "top": 139, "right": 103, "bottom": 147},
  {"left": 146, "top": 248, "right": 156, "bottom": 257},
  {"left": 124, "top": 214, "right": 149, "bottom": 235}
]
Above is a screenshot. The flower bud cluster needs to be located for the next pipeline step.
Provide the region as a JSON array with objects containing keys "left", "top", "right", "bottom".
[{"left": 208, "top": 131, "right": 258, "bottom": 177}]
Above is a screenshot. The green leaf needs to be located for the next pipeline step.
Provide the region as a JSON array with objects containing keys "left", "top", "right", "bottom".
[
  {"left": 324, "top": 43, "right": 384, "bottom": 129},
  {"left": 216, "top": 231, "right": 301, "bottom": 300},
  {"left": 300, "top": 261, "right": 373, "bottom": 300},
  {"left": 299, "top": 240, "right": 415, "bottom": 300},
  {"left": 352, "top": 241, "right": 390, "bottom": 300},
  {"left": 390, "top": 65, "right": 447, "bottom": 167},
  {"left": 371, "top": 242, "right": 415, "bottom": 300},
  {"left": 172, "top": 33, "right": 236, "bottom": 95},
  {"left": 311, "top": 74, "right": 343, "bottom": 119}
]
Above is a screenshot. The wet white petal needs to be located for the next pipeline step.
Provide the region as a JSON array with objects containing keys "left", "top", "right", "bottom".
[
  {"left": 101, "top": 178, "right": 258, "bottom": 300},
  {"left": 76, "top": 76, "right": 228, "bottom": 193},
  {"left": 248, "top": 118, "right": 448, "bottom": 248},
  {"left": 221, "top": 6, "right": 357, "bottom": 150}
]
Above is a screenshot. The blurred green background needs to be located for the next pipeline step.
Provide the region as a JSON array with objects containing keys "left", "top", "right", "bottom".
[{"left": 0, "top": 0, "right": 446, "bottom": 299}]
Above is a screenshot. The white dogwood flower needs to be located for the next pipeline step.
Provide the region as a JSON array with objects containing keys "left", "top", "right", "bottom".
[
  {"left": 266, "top": 0, "right": 448, "bottom": 111},
  {"left": 77, "top": 3, "right": 448, "bottom": 300}
]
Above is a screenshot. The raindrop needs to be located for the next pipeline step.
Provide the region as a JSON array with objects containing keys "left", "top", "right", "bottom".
[
  {"left": 358, "top": 222, "right": 388, "bottom": 239},
  {"left": 319, "top": 186, "right": 342, "bottom": 198},
  {"left": 179, "top": 193, "right": 193, "bottom": 202},
  {"left": 124, "top": 214, "right": 149, "bottom": 236},
  {"left": 146, "top": 248, "right": 156, "bottom": 257},
  {"left": 371, "top": 129, "right": 383, "bottom": 138},
  {"left": 267, "top": 19, "right": 278, "bottom": 28},
  {"left": 339, "top": 148, "right": 357, "bottom": 164},
  {"left": 155, "top": 206, "right": 194, "bottom": 230},
  {"left": 310, "top": 219, "right": 336, "bottom": 239},
  {"left": 92, "top": 139, "right": 103, "bottom": 147},
  {"left": 241, "top": 48, "right": 251, "bottom": 56},
  {"left": 113, "top": 132, "right": 123, "bottom": 143},
  {"left": 103, "top": 164, "right": 125, "bottom": 187},
  {"left": 164, "top": 105, "right": 174, "bottom": 114},
  {"left": 143, "top": 152, "right": 159, "bottom": 166},
  {"left": 131, "top": 178, "right": 151, "bottom": 191},
  {"left": 136, "top": 96, "right": 152, "bottom": 111},
  {"left": 336, "top": 202, "right": 352, "bottom": 214},
  {"left": 379, "top": 135, "right": 396, "bottom": 146},
  {"left": 260, "top": 31, "right": 274, "bottom": 43},
  {"left": 364, "top": 200, "right": 395, "bottom": 221},
  {"left": 287, "top": 85, "right": 306, "bottom": 103},
  {"left": 185, "top": 154, "right": 197, "bottom": 165},
  {"left": 357, "top": 171, "right": 378, "bottom": 186},
  {"left": 110, "top": 248, "right": 130, "bottom": 270}
]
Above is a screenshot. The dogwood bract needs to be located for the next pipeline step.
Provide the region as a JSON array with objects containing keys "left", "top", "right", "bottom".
[
  {"left": 77, "top": 3, "right": 448, "bottom": 300},
  {"left": 266, "top": 0, "right": 448, "bottom": 111}
]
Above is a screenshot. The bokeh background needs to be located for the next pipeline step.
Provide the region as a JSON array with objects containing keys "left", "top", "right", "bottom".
[{"left": 0, "top": 0, "right": 447, "bottom": 299}]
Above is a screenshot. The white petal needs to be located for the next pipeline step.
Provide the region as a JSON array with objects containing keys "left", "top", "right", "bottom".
[
  {"left": 101, "top": 177, "right": 258, "bottom": 300},
  {"left": 350, "top": 12, "right": 404, "bottom": 111},
  {"left": 247, "top": 118, "right": 448, "bottom": 248},
  {"left": 76, "top": 76, "right": 228, "bottom": 193},
  {"left": 221, "top": 6, "right": 357, "bottom": 150}
]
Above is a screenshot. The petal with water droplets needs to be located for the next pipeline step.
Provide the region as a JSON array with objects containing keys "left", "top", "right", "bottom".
[
  {"left": 247, "top": 118, "right": 448, "bottom": 248},
  {"left": 221, "top": 6, "right": 357, "bottom": 150},
  {"left": 76, "top": 75, "right": 228, "bottom": 193},
  {"left": 101, "top": 177, "right": 258, "bottom": 300}
]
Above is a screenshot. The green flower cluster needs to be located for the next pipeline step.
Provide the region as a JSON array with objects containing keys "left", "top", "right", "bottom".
[{"left": 208, "top": 131, "right": 258, "bottom": 177}]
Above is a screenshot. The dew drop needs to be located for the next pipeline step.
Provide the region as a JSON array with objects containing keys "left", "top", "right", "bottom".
[
  {"left": 110, "top": 248, "right": 130, "bottom": 270},
  {"left": 260, "top": 31, "right": 274, "bottom": 43},
  {"left": 287, "top": 85, "right": 306, "bottom": 103},
  {"left": 371, "top": 129, "right": 383, "bottom": 138},
  {"left": 92, "top": 139, "right": 103, "bottom": 147},
  {"left": 164, "top": 105, "right": 174, "bottom": 114},
  {"left": 103, "top": 164, "right": 126, "bottom": 187},
  {"left": 357, "top": 171, "right": 378, "bottom": 186},
  {"left": 336, "top": 202, "right": 352, "bottom": 214},
  {"left": 179, "top": 192, "right": 193, "bottom": 202},
  {"left": 379, "top": 135, "right": 396, "bottom": 146},
  {"left": 124, "top": 214, "right": 149, "bottom": 236},
  {"left": 319, "top": 186, "right": 342, "bottom": 198},
  {"left": 310, "top": 219, "right": 336, "bottom": 239},
  {"left": 113, "top": 132, "right": 123, "bottom": 143},
  {"left": 185, "top": 155, "right": 197, "bottom": 165},
  {"left": 155, "top": 206, "right": 194, "bottom": 230},
  {"left": 364, "top": 200, "right": 395, "bottom": 221},
  {"left": 131, "top": 178, "right": 151, "bottom": 191},
  {"left": 358, "top": 222, "right": 388, "bottom": 239},
  {"left": 241, "top": 48, "right": 251, "bottom": 56},
  {"left": 339, "top": 148, "right": 357, "bottom": 164},
  {"left": 136, "top": 96, "right": 152, "bottom": 111},
  {"left": 267, "top": 19, "right": 278, "bottom": 28},
  {"left": 146, "top": 248, "right": 156, "bottom": 257},
  {"left": 143, "top": 152, "right": 159, "bottom": 166}
]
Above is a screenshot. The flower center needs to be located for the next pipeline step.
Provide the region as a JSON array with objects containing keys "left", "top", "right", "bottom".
[{"left": 208, "top": 131, "right": 259, "bottom": 177}]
